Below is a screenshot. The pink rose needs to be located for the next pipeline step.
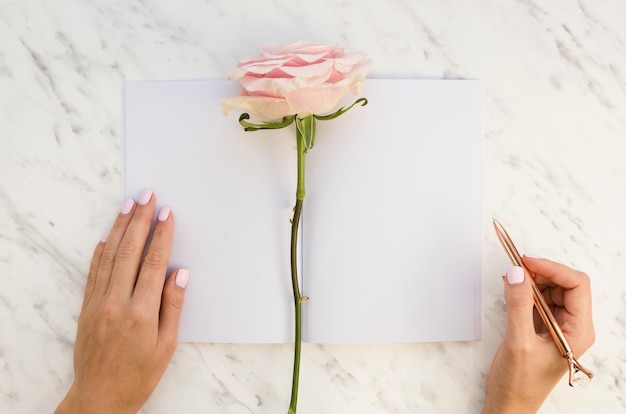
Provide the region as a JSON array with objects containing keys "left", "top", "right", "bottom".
[{"left": 221, "top": 41, "right": 371, "bottom": 120}]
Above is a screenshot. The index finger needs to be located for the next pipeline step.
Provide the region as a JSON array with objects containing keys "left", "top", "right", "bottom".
[{"left": 522, "top": 256, "right": 590, "bottom": 290}]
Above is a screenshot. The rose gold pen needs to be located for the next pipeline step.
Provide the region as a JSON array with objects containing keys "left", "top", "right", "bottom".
[{"left": 492, "top": 218, "right": 593, "bottom": 386}]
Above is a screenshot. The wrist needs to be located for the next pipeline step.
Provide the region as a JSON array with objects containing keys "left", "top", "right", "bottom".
[
  {"left": 483, "top": 400, "right": 539, "bottom": 414},
  {"left": 483, "top": 388, "right": 544, "bottom": 414},
  {"left": 54, "top": 388, "right": 83, "bottom": 414},
  {"left": 483, "top": 379, "right": 544, "bottom": 414},
  {"left": 55, "top": 383, "right": 136, "bottom": 414}
]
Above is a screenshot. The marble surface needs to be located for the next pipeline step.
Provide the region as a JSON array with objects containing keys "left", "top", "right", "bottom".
[{"left": 1, "top": 0, "right": 625, "bottom": 412}]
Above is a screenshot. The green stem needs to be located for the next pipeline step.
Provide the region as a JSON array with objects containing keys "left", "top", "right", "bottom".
[
  {"left": 288, "top": 120, "right": 307, "bottom": 414},
  {"left": 236, "top": 107, "right": 366, "bottom": 413},
  {"left": 287, "top": 198, "right": 303, "bottom": 414}
]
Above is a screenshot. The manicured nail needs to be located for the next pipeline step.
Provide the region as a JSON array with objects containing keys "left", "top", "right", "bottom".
[
  {"left": 121, "top": 198, "right": 135, "bottom": 214},
  {"left": 158, "top": 206, "right": 171, "bottom": 221},
  {"left": 524, "top": 253, "right": 542, "bottom": 259},
  {"left": 506, "top": 266, "right": 525, "bottom": 285},
  {"left": 101, "top": 229, "right": 110, "bottom": 243},
  {"left": 139, "top": 189, "right": 153, "bottom": 205},
  {"left": 175, "top": 269, "right": 189, "bottom": 288}
]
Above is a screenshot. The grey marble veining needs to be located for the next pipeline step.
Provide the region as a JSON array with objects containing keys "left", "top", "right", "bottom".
[{"left": 1, "top": 0, "right": 625, "bottom": 413}]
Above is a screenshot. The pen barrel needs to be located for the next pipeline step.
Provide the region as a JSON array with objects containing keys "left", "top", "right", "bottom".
[
  {"left": 492, "top": 219, "right": 593, "bottom": 386},
  {"left": 492, "top": 219, "right": 573, "bottom": 358}
]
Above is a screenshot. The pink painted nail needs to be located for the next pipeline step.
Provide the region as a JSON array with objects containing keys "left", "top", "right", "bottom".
[
  {"left": 101, "top": 229, "right": 110, "bottom": 243},
  {"left": 175, "top": 269, "right": 189, "bottom": 288},
  {"left": 158, "top": 206, "right": 171, "bottom": 222},
  {"left": 506, "top": 266, "right": 525, "bottom": 285},
  {"left": 121, "top": 198, "right": 135, "bottom": 214},
  {"left": 139, "top": 189, "right": 153, "bottom": 205}
]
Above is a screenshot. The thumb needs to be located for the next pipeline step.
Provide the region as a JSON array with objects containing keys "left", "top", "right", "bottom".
[
  {"left": 503, "top": 266, "right": 536, "bottom": 342},
  {"left": 159, "top": 268, "right": 189, "bottom": 348}
]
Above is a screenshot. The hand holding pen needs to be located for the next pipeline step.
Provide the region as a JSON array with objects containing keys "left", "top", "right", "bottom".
[{"left": 484, "top": 222, "right": 595, "bottom": 414}]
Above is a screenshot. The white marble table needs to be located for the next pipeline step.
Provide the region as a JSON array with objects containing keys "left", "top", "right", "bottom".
[{"left": 2, "top": 1, "right": 625, "bottom": 413}]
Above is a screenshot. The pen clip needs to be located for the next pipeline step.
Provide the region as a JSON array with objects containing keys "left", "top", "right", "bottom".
[{"left": 492, "top": 218, "right": 594, "bottom": 386}]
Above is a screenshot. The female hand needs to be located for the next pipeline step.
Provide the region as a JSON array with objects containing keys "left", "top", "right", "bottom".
[
  {"left": 483, "top": 256, "right": 595, "bottom": 413},
  {"left": 55, "top": 190, "right": 189, "bottom": 414}
]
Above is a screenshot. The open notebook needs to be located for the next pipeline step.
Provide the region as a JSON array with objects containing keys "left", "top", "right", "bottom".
[{"left": 123, "top": 79, "right": 483, "bottom": 343}]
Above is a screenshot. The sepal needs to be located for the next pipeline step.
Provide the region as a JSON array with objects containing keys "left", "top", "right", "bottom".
[
  {"left": 296, "top": 115, "right": 316, "bottom": 151},
  {"left": 238, "top": 113, "right": 296, "bottom": 131},
  {"left": 313, "top": 97, "right": 368, "bottom": 121}
]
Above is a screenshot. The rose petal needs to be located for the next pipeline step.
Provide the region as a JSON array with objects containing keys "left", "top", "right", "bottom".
[
  {"left": 239, "top": 67, "right": 338, "bottom": 97},
  {"left": 223, "top": 42, "right": 370, "bottom": 118},
  {"left": 261, "top": 41, "right": 341, "bottom": 58},
  {"left": 262, "top": 51, "right": 330, "bottom": 64},
  {"left": 288, "top": 51, "right": 330, "bottom": 63},
  {"left": 221, "top": 95, "right": 292, "bottom": 120},
  {"left": 284, "top": 84, "right": 353, "bottom": 116},
  {"left": 333, "top": 51, "right": 371, "bottom": 72},
  {"left": 236, "top": 57, "right": 292, "bottom": 76},
  {"left": 240, "top": 76, "right": 297, "bottom": 97},
  {"left": 278, "top": 60, "right": 334, "bottom": 79}
]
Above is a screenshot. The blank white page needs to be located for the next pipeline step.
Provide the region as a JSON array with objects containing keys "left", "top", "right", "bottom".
[
  {"left": 124, "top": 80, "right": 297, "bottom": 343},
  {"left": 303, "top": 79, "right": 483, "bottom": 343},
  {"left": 124, "top": 79, "right": 482, "bottom": 344}
]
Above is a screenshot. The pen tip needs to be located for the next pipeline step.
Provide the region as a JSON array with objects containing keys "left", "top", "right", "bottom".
[{"left": 492, "top": 217, "right": 504, "bottom": 232}]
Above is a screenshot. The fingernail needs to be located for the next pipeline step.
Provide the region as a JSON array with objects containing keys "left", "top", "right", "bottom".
[
  {"left": 506, "top": 266, "right": 525, "bottom": 285},
  {"left": 158, "top": 206, "right": 171, "bottom": 221},
  {"left": 139, "top": 189, "right": 153, "bottom": 205},
  {"left": 121, "top": 198, "right": 135, "bottom": 214},
  {"left": 175, "top": 269, "right": 189, "bottom": 288},
  {"left": 524, "top": 253, "right": 542, "bottom": 259},
  {"left": 101, "top": 229, "right": 110, "bottom": 243}
]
